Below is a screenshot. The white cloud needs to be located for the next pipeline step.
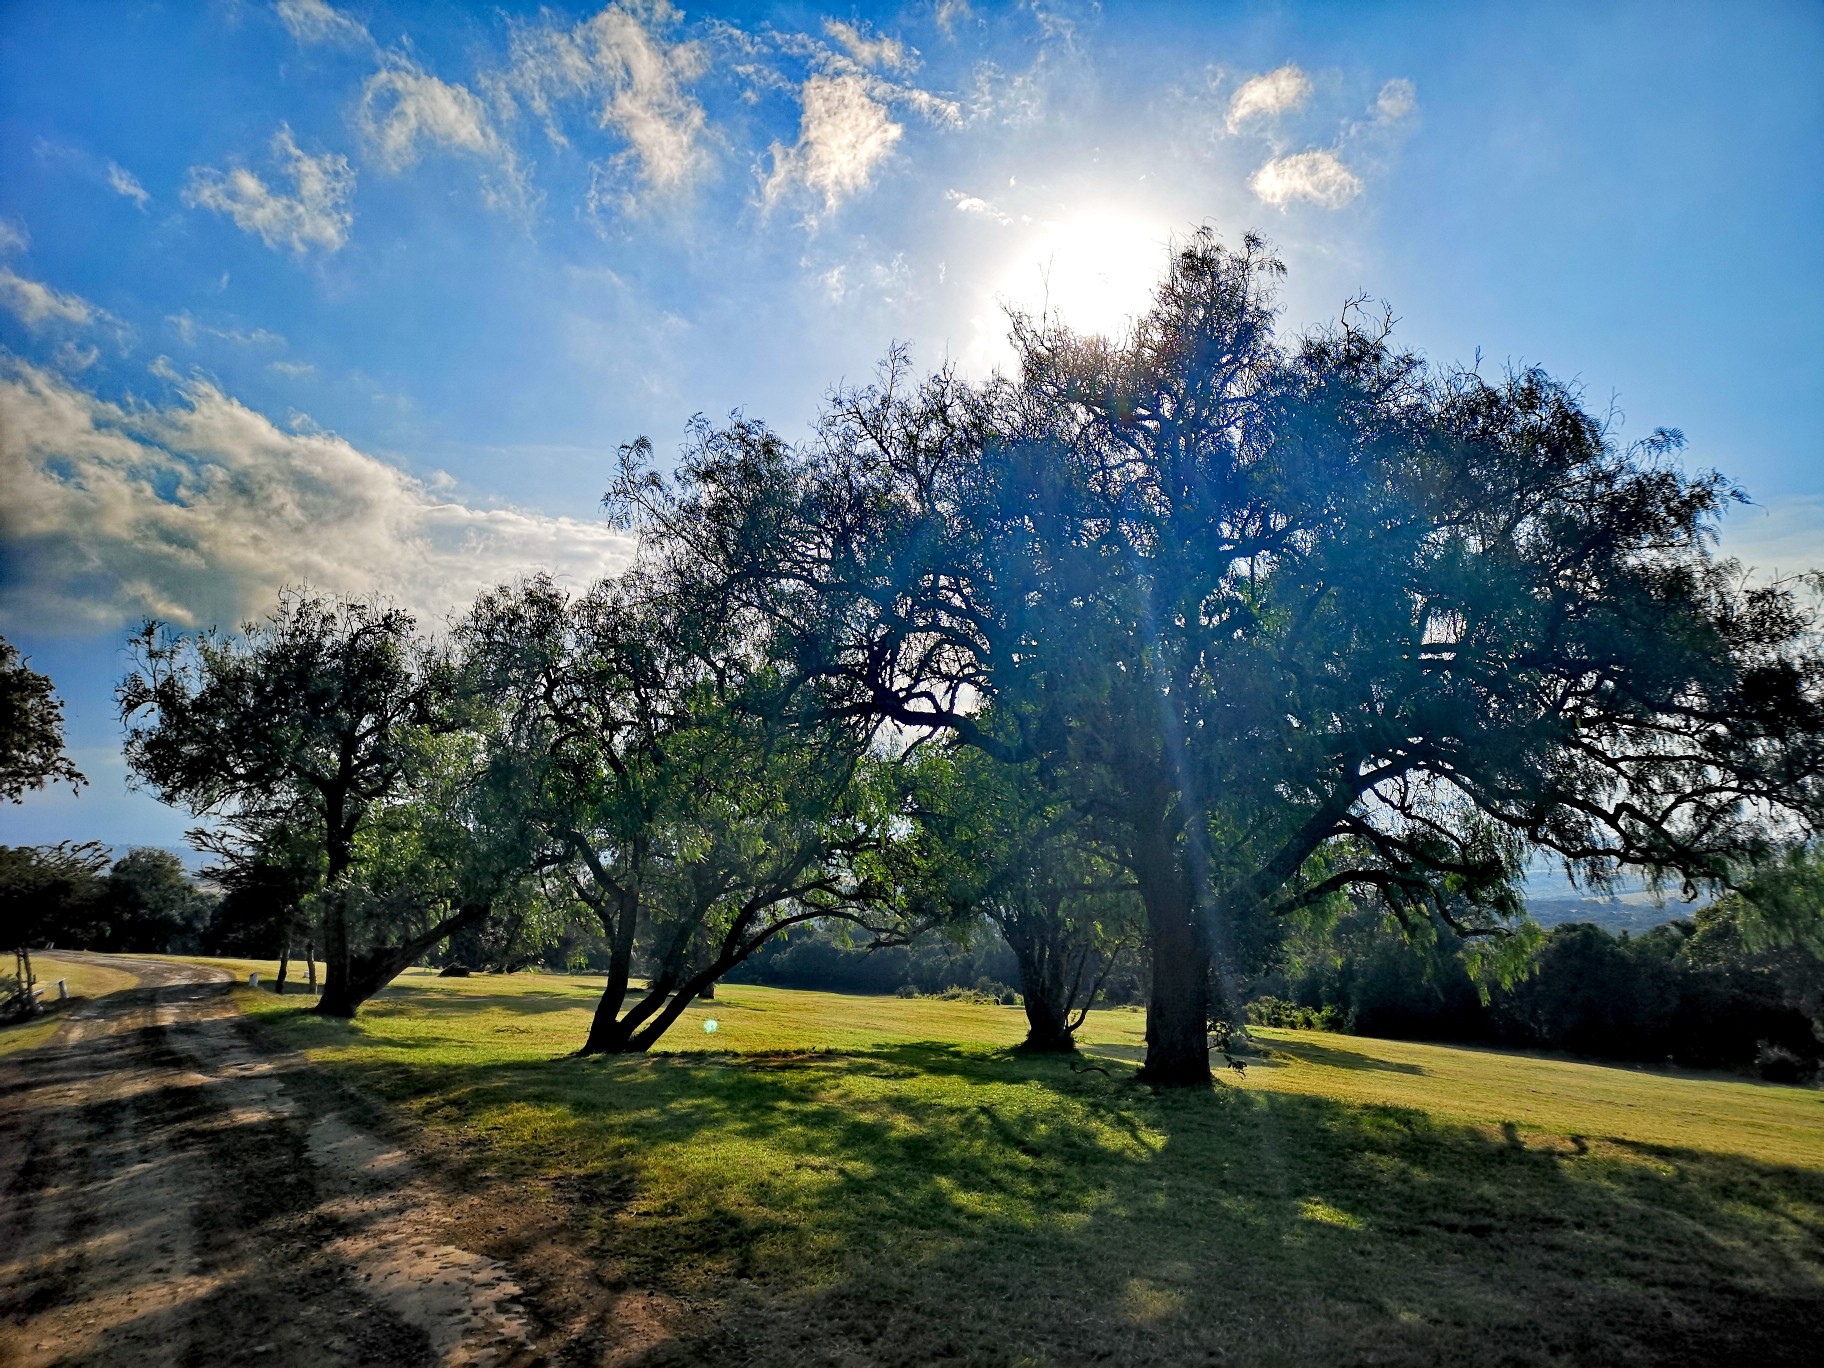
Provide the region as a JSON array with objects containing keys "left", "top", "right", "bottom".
[
  {"left": 106, "top": 162, "right": 151, "bottom": 208},
  {"left": 184, "top": 127, "right": 355, "bottom": 255},
  {"left": 1249, "top": 149, "right": 1363, "bottom": 209},
  {"left": 824, "top": 19, "right": 909, "bottom": 72},
  {"left": 269, "top": 359, "right": 317, "bottom": 378},
  {"left": 763, "top": 74, "right": 902, "bottom": 216},
  {"left": 0, "top": 357, "right": 634, "bottom": 634},
  {"left": 1376, "top": 78, "right": 1417, "bottom": 122},
  {"left": 935, "top": 1, "right": 974, "bottom": 39},
  {"left": 948, "top": 188, "right": 1010, "bottom": 224},
  {"left": 167, "top": 312, "right": 286, "bottom": 349},
  {"left": 1226, "top": 65, "right": 1312, "bottom": 133},
  {"left": 0, "top": 268, "right": 97, "bottom": 328},
  {"left": 275, "top": 0, "right": 372, "bottom": 49},
  {"left": 359, "top": 62, "right": 526, "bottom": 208},
  {"left": 498, "top": 1, "right": 710, "bottom": 198},
  {"left": 0, "top": 219, "right": 30, "bottom": 255}
]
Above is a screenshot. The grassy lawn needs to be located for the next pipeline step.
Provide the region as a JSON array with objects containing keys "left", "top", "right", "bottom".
[
  {"left": 0, "top": 953, "right": 145, "bottom": 1056},
  {"left": 221, "top": 968, "right": 1824, "bottom": 1364}
]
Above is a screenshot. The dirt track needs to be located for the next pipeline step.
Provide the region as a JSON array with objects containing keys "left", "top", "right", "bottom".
[{"left": 0, "top": 956, "right": 545, "bottom": 1367}]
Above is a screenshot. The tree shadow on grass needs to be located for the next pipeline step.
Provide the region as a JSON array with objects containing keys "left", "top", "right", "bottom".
[
  {"left": 1256, "top": 1036, "right": 1428, "bottom": 1074},
  {"left": 310, "top": 1037, "right": 1824, "bottom": 1366}
]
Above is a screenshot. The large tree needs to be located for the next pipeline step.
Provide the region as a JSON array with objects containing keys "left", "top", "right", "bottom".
[
  {"left": 1, "top": 635, "right": 85, "bottom": 804},
  {"left": 613, "top": 229, "right": 1824, "bottom": 1085}
]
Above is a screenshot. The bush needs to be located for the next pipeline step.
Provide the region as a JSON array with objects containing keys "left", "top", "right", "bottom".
[{"left": 1247, "top": 996, "right": 1340, "bottom": 1031}]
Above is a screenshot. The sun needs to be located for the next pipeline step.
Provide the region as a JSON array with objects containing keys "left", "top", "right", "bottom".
[{"left": 993, "top": 211, "right": 1173, "bottom": 341}]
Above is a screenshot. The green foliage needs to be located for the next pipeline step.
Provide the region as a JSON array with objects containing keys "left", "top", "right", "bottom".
[
  {"left": 460, "top": 572, "right": 906, "bottom": 1052},
  {"left": 611, "top": 226, "right": 1824, "bottom": 1084},
  {"left": 117, "top": 589, "right": 522, "bottom": 1015},
  {"left": 1245, "top": 996, "right": 1339, "bottom": 1031},
  {"left": 0, "top": 636, "right": 85, "bottom": 804},
  {"left": 1265, "top": 892, "right": 1824, "bottom": 1078},
  {"left": 99, "top": 847, "right": 211, "bottom": 953}
]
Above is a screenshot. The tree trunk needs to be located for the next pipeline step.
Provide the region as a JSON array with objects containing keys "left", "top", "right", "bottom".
[
  {"left": 1133, "top": 825, "right": 1211, "bottom": 1087},
  {"left": 316, "top": 901, "right": 354, "bottom": 1016},
  {"left": 275, "top": 936, "right": 291, "bottom": 994},
  {"left": 1007, "top": 921, "right": 1076, "bottom": 1053},
  {"left": 305, "top": 940, "right": 318, "bottom": 994},
  {"left": 314, "top": 903, "right": 491, "bottom": 1018}
]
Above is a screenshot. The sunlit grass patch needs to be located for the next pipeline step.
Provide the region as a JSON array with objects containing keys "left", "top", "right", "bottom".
[
  {"left": 217, "top": 966, "right": 1824, "bottom": 1363},
  {"left": 0, "top": 954, "right": 144, "bottom": 1055}
]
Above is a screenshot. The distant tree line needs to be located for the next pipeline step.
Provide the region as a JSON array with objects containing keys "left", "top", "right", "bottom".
[{"left": 1251, "top": 856, "right": 1824, "bottom": 1082}]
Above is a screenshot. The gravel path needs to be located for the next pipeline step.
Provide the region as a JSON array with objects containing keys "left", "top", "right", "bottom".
[{"left": 0, "top": 956, "right": 540, "bottom": 1367}]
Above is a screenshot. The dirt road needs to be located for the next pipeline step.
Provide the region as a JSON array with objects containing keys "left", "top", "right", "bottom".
[{"left": 0, "top": 956, "right": 541, "bottom": 1367}]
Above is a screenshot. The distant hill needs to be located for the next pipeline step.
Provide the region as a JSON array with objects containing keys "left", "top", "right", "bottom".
[{"left": 1523, "top": 893, "right": 1701, "bottom": 935}]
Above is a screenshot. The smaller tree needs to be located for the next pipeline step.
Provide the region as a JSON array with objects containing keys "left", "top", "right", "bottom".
[
  {"left": 904, "top": 745, "right": 1138, "bottom": 1052},
  {"left": 464, "top": 573, "right": 902, "bottom": 1055},
  {"left": 119, "top": 590, "right": 481, "bottom": 1017},
  {"left": 0, "top": 842, "right": 109, "bottom": 1016},
  {"left": 100, "top": 848, "right": 211, "bottom": 953},
  {"left": 1, "top": 636, "right": 85, "bottom": 804}
]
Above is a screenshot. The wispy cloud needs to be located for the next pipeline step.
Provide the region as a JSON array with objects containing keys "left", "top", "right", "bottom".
[
  {"left": 166, "top": 312, "right": 286, "bottom": 349},
  {"left": 763, "top": 73, "right": 903, "bottom": 217},
  {"left": 359, "top": 61, "right": 527, "bottom": 209},
  {"left": 0, "top": 357, "right": 634, "bottom": 634},
  {"left": 497, "top": 1, "right": 711, "bottom": 201},
  {"left": 106, "top": 162, "right": 151, "bottom": 208},
  {"left": 824, "top": 19, "right": 909, "bottom": 73},
  {"left": 1226, "top": 65, "right": 1311, "bottom": 133},
  {"left": 947, "top": 188, "right": 1011, "bottom": 224},
  {"left": 274, "top": 0, "right": 372, "bottom": 50},
  {"left": 1375, "top": 78, "right": 1417, "bottom": 122},
  {"left": 0, "top": 220, "right": 28, "bottom": 255},
  {"left": 184, "top": 127, "right": 355, "bottom": 254},
  {"left": 1249, "top": 148, "right": 1363, "bottom": 209}
]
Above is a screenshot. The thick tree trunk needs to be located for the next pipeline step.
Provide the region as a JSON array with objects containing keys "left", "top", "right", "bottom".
[
  {"left": 1133, "top": 824, "right": 1212, "bottom": 1087},
  {"left": 578, "top": 888, "right": 646, "bottom": 1055},
  {"left": 315, "top": 902, "right": 491, "bottom": 1018},
  {"left": 316, "top": 902, "right": 354, "bottom": 1016},
  {"left": 1009, "top": 926, "right": 1076, "bottom": 1053},
  {"left": 275, "top": 937, "right": 291, "bottom": 994}
]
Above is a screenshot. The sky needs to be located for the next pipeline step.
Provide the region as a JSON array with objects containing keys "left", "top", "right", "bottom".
[{"left": 2, "top": 0, "right": 1822, "bottom": 856}]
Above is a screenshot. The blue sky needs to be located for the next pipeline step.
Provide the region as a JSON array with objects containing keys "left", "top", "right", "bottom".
[{"left": 3, "top": 0, "right": 1821, "bottom": 854}]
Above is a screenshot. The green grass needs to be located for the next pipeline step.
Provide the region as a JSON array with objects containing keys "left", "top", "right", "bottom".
[
  {"left": 227, "top": 969, "right": 1824, "bottom": 1364},
  {"left": 0, "top": 953, "right": 145, "bottom": 1056}
]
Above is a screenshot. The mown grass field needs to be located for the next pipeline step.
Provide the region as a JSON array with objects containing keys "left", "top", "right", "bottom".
[{"left": 158, "top": 962, "right": 1821, "bottom": 1365}]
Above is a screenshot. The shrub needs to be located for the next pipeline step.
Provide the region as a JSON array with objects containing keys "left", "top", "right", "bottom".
[{"left": 1247, "top": 996, "right": 1340, "bottom": 1031}]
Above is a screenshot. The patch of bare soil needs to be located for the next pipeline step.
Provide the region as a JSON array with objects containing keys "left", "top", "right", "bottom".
[{"left": 0, "top": 956, "right": 680, "bottom": 1367}]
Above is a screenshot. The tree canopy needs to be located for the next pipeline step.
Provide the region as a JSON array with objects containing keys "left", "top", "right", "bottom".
[
  {"left": 117, "top": 590, "right": 518, "bottom": 1017},
  {"left": 1, "top": 635, "right": 85, "bottom": 804},
  {"left": 611, "top": 228, "right": 1824, "bottom": 1085}
]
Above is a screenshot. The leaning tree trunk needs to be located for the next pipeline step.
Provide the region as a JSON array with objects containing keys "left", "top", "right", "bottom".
[
  {"left": 1133, "top": 827, "right": 1212, "bottom": 1087},
  {"left": 314, "top": 902, "right": 493, "bottom": 1019},
  {"left": 275, "top": 937, "right": 291, "bottom": 994}
]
